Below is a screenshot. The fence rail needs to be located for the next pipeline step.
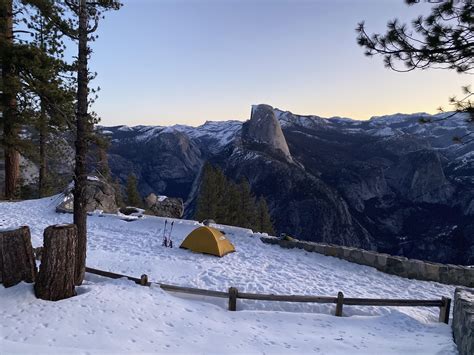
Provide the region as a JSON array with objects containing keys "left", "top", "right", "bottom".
[{"left": 85, "top": 267, "right": 451, "bottom": 324}]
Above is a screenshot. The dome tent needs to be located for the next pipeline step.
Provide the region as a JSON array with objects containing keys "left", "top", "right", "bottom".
[{"left": 180, "top": 226, "right": 235, "bottom": 257}]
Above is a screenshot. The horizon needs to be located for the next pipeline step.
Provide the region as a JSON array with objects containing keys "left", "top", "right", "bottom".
[
  {"left": 91, "top": 0, "right": 466, "bottom": 127},
  {"left": 99, "top": 103, "right": 455, "bottom": 128}
]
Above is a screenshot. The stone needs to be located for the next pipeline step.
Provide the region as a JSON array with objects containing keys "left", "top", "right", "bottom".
[
  {"left": 323, "top": 245, "right": 339, "bottom": 257},
  {"left": 360, "top": 250, "right": 377, "bottom": 266},
  {"left": 202, "top": 219, "right": 216, "bottom": 226},
  {"left": 312, "top": 244, "right": 327, "bottom": 254},
  {"left": 375, "top": 253, "right": 389, "bottom": 271},
  {"left": 144, "top": 193, "right": 184, "bottom": 219},
  {"left": 452, "top": 287, "right": 474, "bottom": 355},
  {"left": 405, "top": 259, "right": 426, "bottom": 279},
  {"left": 347, "top": 249, "right": 363, "bottom": 265},
  {"left": 423, "top": 262, "right": 441, "bottom": 282},
  {"left": 56, "top": 177, "right": 118, "bottom": 214},
  {"left": 385, "top": 256, "right": 408, "bottom": 277}
]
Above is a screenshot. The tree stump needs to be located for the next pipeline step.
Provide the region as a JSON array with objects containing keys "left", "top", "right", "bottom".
[
  {"left": 0, "top": 226, "right": 37, "bottom": 288},
  {"left": 34, "top": 224, "right": 78, "bottom": 301}
]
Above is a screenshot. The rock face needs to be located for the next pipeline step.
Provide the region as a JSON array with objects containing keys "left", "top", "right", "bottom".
[
  {"left": 107, "top": 128, "right": 202, "bottom": 199},
  {"left": 144, "top": 193, "right": 184, "bottom": 219},
  {"left": 56, "top": 177, "right": 118, "bottom": 214},
  {"left": 241, "top": 104, "right": 293, "bottom": 163}
]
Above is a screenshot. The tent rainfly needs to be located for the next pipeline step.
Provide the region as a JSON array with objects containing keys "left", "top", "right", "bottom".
[{"left": 180, "top": 226, "right": 235, "bottom": 257}]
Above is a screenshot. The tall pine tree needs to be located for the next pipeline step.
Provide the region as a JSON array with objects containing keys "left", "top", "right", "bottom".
[
  {"left": 194, "top": 162, "right": 219, "bottom": 221},
  {"left": 256, "top": 196, "right": 274, "bottom": 235},
  {"left": 126, "top": 173, "right": 142, "bottom": 207}
]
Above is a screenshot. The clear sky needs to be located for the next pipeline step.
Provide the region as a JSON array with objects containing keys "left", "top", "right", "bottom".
[{"left": 90, "top": 0, "right": 469, "bottom": 127}]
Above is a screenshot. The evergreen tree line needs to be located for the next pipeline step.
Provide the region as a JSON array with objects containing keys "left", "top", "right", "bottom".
[{"left": 194, "top": 163, "right": 275, "bottom": 235}]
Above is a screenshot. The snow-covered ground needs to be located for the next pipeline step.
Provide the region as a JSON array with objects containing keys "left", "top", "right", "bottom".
[{"left": 0, "top": 197, "right": 459, "bottom": 354}]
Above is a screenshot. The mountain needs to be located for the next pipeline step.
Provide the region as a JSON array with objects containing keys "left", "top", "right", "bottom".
[{"left": 101, "top": 105, "right": 473, "bottom": 265}]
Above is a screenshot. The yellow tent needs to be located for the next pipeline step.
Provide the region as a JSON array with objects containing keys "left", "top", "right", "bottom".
[{"left": 180, "top": 226, "right": 235, "bottom": 257}]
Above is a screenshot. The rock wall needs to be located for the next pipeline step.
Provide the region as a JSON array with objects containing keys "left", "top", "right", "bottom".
[
  {"left": 260, "top": 237, "right": 474, "bottom": 287},
  {"left": 452, "top": 288, "right": 474, "bottom": 355}
]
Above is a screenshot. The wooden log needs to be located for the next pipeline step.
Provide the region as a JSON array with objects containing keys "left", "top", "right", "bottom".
[
  {"left": 343, "top": 298, "right": 443, "bottom": 307},
  {"left": 335, "top": 291, "right": 344, "bottom": 316},
  {"left": 0, "top": 226, "right": 37, "bottom": 288},
  {"left": 237, "top": 292, "right": 337, "bottom": 303},
  {"left": 34, "top": 224, "right": 77, "bottom": 301},
  {"left": 438, "top": 296, "right": 451, "bottom": 324},
  {"left": 229, "top": 287, "right": 238, "bottom": 311}
]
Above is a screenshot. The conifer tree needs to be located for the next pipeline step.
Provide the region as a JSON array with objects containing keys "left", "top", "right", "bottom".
[
  {"left": 213, "top": 167, "right": 229, "bottom": 222},
  {"left": 223, "top": 181, "right": 241, "bottom": 226},
  {"left": 1, "top": 0, "right": 73, "bottom": 199},
  {"left": 1, "top": 0, "right": 21, "bottom": 199},
  {"left": 237, "top": 178, "right": 257, "bottom": 230},
  {"left": 54, "top": 0, "right": 121, "bottom": 285},
  {"left": 194, "top": 162, "right": 218, "bottom": 221},
  {"left": 257, "top": 196, "right": 275, "bottom": 235},
  {"left": 20, "top": 5, "right": 75, "bottom": 197},
  {"left": 126, "top": 173, "right": 141, "bottom": 207}
]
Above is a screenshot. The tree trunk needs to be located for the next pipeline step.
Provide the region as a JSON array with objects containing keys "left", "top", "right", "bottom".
[
  {"left": 73, "top": 0, "right": 89, "bottom": 286},
  {"left": 34, "top": 224, "right": 77, "bottom": 301},
  {"left": 1, "top": 0, "right": 20, "bottom": 200},
  {"left": 39, "top": 103, "right": 47, "bottom": 197},
  {"left": 0, "top": 226, "right": 37, "bottom": 288}
]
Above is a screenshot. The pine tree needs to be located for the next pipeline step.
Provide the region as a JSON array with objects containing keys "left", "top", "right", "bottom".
[
  {"left": 213, "top": 167, "right": 230, "bottom": 223},
  {"left": 55, "top": 0, "right": 121, "bottom": 285},
  {"left": 257, "top": 196, "right": 275, "bottom": 235},
  {"left": 0, "top": 0, "right": 74, "bottom": 199},
  {"left": 237, "top": 178, "right": 257, "bottom": 230},
  {"left": 223, "top": 180, "right": 241, "bottom": 226},
  {"left": 126, "top": 174, "right": 142, "bottom": 207},
  {"left": 113, "top": 177, "right": 124, "bottom": 208},
  {"left": 1, "top": 0, "right": 20, "bottom": 199},
  {"left": 22, "top": 6, "right": 75, "bottom": 197},
  {"left": 194, "top": 163, "right": 218, "bottom": 221}
]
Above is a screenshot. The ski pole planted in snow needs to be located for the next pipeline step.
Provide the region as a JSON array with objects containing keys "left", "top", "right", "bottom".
[
  {"left": 162, "top": 220, "right": 168, "bottom": 247},
  {"left": 168, "top": 221, "right": 174, "bottom": 248}
]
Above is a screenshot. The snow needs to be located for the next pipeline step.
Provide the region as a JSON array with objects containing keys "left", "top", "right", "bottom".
[
  {"left": 158, "top": 195, "right": 167, "bottom": 202},
  {"left": 0, "top": 197, "right": 459, "bottom": 354},
  {"left": 117, "top": 125, "right": 133, "bottom": 132}
]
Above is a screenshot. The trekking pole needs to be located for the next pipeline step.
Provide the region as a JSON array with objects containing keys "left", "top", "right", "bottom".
[
  {"left": 168, "top": 221, "right": 175, "bottom": 248},
  {"left": 162, "top": 220, "right": 168, "bottom": 247}
]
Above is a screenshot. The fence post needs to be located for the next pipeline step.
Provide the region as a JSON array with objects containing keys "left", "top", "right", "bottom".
[
  {"left": 335, "top": 291, "right": 344, "bottom": 317},
  {"left": 140, "top": 274, "right": 148, "bottom": 286},
  {"left": 228, "top": 287, "right": 238, "bottom": 311},
  {"left": 438, "top": 296, "right": 451, "bottom": 324}
]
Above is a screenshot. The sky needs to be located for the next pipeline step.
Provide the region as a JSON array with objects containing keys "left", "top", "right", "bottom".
[{"left": 89, "top": 0, "right": 469, "bottom": 127}]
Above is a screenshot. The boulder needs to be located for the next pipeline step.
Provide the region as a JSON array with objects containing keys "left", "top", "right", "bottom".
[
  {"left": 56, "top": 177, "right": 118, "bottom": 214},
  {"left": 202, "top": 219, "right": 216, "bottom": 226},
  {"left": 144, "top": 193, "right": 184, "bottom": 219}
]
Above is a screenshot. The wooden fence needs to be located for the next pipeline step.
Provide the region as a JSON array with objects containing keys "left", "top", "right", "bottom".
[{"left": 85, "top": 267, "right": 451, "bottom": 324}]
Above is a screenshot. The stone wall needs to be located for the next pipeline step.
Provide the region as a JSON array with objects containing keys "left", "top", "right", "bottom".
[
  {"left": 260, "top": 237, "right": 474, "bottom": 288},
  {"left": 453, "top": 288, "right": 474, "bottom": 355}
]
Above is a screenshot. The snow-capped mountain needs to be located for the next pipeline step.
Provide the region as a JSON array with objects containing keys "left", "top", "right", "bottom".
[{"left": 99, "top": 105, "right": 473, "bottom": 265}]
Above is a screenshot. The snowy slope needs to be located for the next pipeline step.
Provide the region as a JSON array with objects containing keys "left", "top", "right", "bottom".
[{"left": 0, "top": 197, "right": 459, "bottom": 354}]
